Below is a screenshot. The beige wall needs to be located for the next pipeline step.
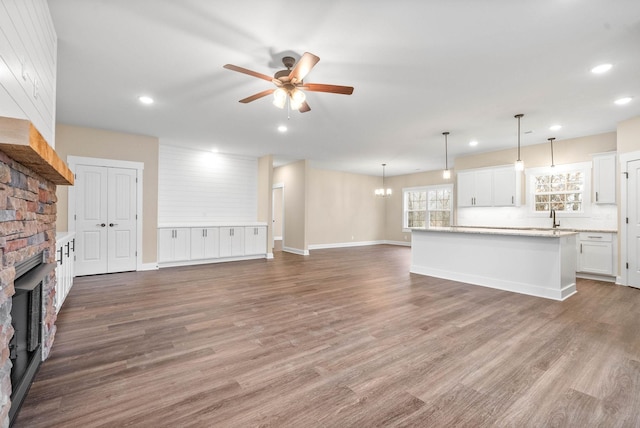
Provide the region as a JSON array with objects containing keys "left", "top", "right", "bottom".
[
  {"left": 385, "top": 170, "right": 454, "bottom": 243},
  {"left": 617, "top": 116, "right": 640, "bottom": 154},
  {"left": 273, "top": 160, "right": 308, "bottom": 252},
  {"left": 54, "top": 124, "right": 159, "bottom": 264},
  {"left": 455, "top": 132, "right": 617, "bottom": 170},
  {"left": 257, "top": 155, "right": 273, "bottom": 254},
  {"left": 307, "top": 168, "right": 385, "bottom": 246}
]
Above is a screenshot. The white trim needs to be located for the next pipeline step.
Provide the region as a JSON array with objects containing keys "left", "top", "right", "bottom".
[
  {"left": 309, "top": 240, "right": 384, "bottom": 250},
  {"left": 266, "top": 252, "right": 274, "bottom": 260},
  {"left": 272, "top": 182, "right": 285, "bottom": 252},
  {"left": 283, "top": 246, "right": 309, "bottom": 256},
  {"left": 139, "top": 263, "right": 159, "bottom": 271},
  {"left": 402, "top": 183, "right": 454, "bottom": 229},
  {"left": 576, "top": 272, "right": 616, "bottom": 283},
  {"left": 384, "top": 240, "right": 412, "bottom": 247},
  {"left": 618, "top": 151, "right": 640, "bottom": 286},
  {"left": 67, "top": 155, "right": 145, "bottom": 272},
  {"left": 159, "top": 254, "right": 267, "bottom": 268},
  {"left": 274, "top": 236, "right": 283, "bottom": 240}
]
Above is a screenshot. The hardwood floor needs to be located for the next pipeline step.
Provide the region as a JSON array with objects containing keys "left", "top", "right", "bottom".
[{"left": 15, "top": 245, "right": 640, "bottom": 427}]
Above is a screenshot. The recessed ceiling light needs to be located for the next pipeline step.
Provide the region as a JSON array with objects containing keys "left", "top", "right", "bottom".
[
  {"left": 277, "top": 125, "right": 287, "bottom": 133},
  {"left": 591, "top": 63, "right": 612, "bottom": 74},
  {"left": 469, "top": 140, "right": 478, "bottom": 147},
  {"left": 549, "top": 124, "right": 562, "bottom": 131},
  {"left": 614, "top": 97, "right": 632, "bottom": 105},
  {"left": 138, "top": 95, "right": 154, "bottom": 105}
]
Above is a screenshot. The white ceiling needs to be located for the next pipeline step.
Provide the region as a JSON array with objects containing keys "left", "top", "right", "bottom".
[{"left": 48, "top": 0, "right": 640, "bottom": 176}]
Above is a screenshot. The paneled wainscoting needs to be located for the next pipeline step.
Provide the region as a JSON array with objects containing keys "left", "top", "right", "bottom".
[{"left": 16, "top": 246, "right": 640, "bottom": 427}]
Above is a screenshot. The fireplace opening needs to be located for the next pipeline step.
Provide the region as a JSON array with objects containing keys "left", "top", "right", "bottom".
[{"left": 9, "top": 252, "right": 56, "bottom": 426}]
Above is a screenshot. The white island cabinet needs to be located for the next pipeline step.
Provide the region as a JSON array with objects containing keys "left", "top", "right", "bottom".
[{"left": 411, "top": 227, "right": 577, "bottom": 301}]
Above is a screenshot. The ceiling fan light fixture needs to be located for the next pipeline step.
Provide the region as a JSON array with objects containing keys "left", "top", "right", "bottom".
[
  {"left": 273, "top": 88, "right": 287, "bottom": 109},
  {"left": 289, "top": 88, "right": 306, "bottom": 110}
]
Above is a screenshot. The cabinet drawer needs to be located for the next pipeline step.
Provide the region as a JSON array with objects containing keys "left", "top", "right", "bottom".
[{"left": 578, "top": 232, "right": 612, "bottom": 242}]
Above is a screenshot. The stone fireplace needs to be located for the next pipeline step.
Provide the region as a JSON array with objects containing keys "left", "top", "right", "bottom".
[{"left": 0, "top": 118, "right": 74, "bottom": 426}]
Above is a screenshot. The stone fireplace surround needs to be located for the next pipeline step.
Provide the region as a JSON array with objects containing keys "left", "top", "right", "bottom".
[
  {"left": 0, "top": 117, "right": 73, "bottom": 426},
  {"left": 0, "top": 149, "right": 58, "bottom": 424}
]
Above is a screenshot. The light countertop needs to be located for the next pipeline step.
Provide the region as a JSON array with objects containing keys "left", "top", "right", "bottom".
[{"left": 411, "top": 226, "right": 578, "bottom": 238}]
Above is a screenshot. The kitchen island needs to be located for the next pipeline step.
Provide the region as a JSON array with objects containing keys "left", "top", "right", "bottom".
[{"left": 410, "top": 227, "right": 578, "bottom": 301}]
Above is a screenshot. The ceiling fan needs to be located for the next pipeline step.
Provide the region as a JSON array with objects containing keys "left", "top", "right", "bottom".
[{"left": 223, "top": 52, "right": 354, "bottom": 113}]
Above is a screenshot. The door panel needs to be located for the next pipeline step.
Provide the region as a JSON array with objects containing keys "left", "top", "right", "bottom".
[
  {"left": 75, "top": 165, "right": 108, "bottom": 275},
  {"left": 107, "top": 168, "right": 137, "bottom": 273},
  {"left": 628, "top": 159, "right": 640, "bottom": 288}
]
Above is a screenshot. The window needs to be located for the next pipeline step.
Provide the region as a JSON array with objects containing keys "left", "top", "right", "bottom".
[
  {"left": 527, "top": 162, "right": 591, "bottom": 215},
  {"left": 403, "top": 185, "right": 453, "bottom": 229}
]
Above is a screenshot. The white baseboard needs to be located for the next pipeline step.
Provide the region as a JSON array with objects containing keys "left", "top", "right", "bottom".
[
  {"left": 266, "top": 252, "right": 274, "bottom": 259},
  {"left": 308, "top": 240, "right": 384, "bottom": 250},
  {"left": 384, "top": 240, "right": 411, "bottom": 247},
  {"left": 283, "top": 246, "right": 309, "bottom": 256},
  {"left": 139, "top": 262, "right": 159, "bottom": 271},
  {"left": 274, "top": 236, "right": 283, "bottom": 241},
  {"left": 159, "top": 254, "right": 267, "bottom": 268}
]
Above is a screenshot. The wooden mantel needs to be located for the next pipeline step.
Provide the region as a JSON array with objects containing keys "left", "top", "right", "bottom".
[{"left": 0, "top": 117, "right": 73, "bottom": 185}]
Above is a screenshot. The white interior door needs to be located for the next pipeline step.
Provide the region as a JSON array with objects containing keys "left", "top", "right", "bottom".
[
  {"left": 627, "top": 159, "right": 640, "bottom": 288},
  {"left": 107, "top": 168, "right": 137, "bottom": 273},
  {"left": 75, "top": 165, "right": 108, "bottom": 275},
  {"left": 75, "top": 165, "right": 137, "bottom": 275}
]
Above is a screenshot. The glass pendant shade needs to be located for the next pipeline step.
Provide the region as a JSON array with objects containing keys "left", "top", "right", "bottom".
[
  {"left": 442, "top": 169, "right": 451, "bottom": 179},
  {"left": 289, "top": 88, "right": 306, "bottom": 110},
  {"left": 514, "top": 160, "right": 524, "bottom": 171}
]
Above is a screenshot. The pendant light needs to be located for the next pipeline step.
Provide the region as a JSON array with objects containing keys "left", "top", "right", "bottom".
[
  {"left": 514, "top": 114, "right": 524, "bottom": 171},
  {"left": 375, "top": 163, "right": 392, "bottom": 197},
  {"left": 548, "top": 137, "right": 556, "bottom": 167},
  {"left": 442, "top": 132, "right": 451, "bottom": 179}
]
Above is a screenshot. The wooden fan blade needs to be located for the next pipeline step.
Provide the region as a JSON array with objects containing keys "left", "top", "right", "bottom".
[
  {"left": 223, "top": 64, "right": 274, "bottom": 83},
  {"left": 239, "top": 89, "right": 275, "bottom": 103},
  {"left": 298, "top": 101, "right": 311, "bottom": 113},
  {"left": 300, "top": 83, "right": 354, "bottom": 95},
  {"left": 289, "top": 52, "right": 320, "bottom": 83}
]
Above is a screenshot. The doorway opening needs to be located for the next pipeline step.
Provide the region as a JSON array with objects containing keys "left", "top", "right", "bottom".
[{"left": 272, "top": 184, "right": 284, "bottom": 253}]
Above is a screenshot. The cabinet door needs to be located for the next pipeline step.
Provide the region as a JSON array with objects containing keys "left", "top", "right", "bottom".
[
  {"left": 593, "top": 153, "right": 616, "bottom": 204},
  {"left": 158, "top": 228, "right": 190, "bottom": 262},
  {"left": 493, "top": 167, "right": 518, "bottom": 206},
  {"left": 255, "top": 227, "right": 267, "bottom": 254},
  {"left": 244, "top": 227, "right": 267, "bottom": 255},
  {"left": 474, "top": 170, "right": 493, "bottom": 206},
  {"left": 231, "top": 227, "right": 245, "bottom": 256},
  {"left": 457, "top": 171, "right": 476, "bottom": 207},
  {"left": 219, "top": 227, "right": 232, "bottom": 257},
  {"left": 158, "top": 229, "right": 175, "bottom": 263},
  {"left": 191, "top": 228, "right": 219, "bottom": 260},
  {"left": 579, "top": 241, "right": 613, "bottom": 274}
]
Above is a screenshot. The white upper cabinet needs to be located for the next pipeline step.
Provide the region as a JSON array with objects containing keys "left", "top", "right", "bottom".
[
  {"left": 0, "top": 0, "right": 57, "bottom": 146},
  {"left": 457, "top": 166, "right": 520, "bottom": 207},
  {"left": 592, "top": 153, "right": 616, "bottom": 204}
]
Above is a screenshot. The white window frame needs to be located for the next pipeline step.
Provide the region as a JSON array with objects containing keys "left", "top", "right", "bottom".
[
  {"left": 525, "top": 161, "right": 592, "bottom": 218},
  {"left": 402, "top": 184, "right": 454, "bottom": 231}
]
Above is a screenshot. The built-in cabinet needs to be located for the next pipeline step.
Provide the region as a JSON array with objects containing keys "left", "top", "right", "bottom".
[
  {"left": 458, "top": 165, "right": 520, "bottom": 207},
  {"left": 0, "top": 0, "right": 57, "bottom": 146},
  {"left": 158, "top": 228, "right": 190, "bottom": 263},
  {"left": 245, "top": 226, "right": 267, "bottom": 255},
  {"left": 158, "top": 225, "right": 267, "bottom": 266},
  {"left": 577, "top": 232, "right": 616, "bottom": 279},
  {"left": 219, "top": 227, "right": 245, "bottom": 258},
  {"left": 54, "top": 233, "right": 75, "bottom": 313},
  {"left": 190, "top": 227, "right": 219, "bottom": 260},
  {"left": 592, "top": 153, "right": 616, "bottom": 204}
]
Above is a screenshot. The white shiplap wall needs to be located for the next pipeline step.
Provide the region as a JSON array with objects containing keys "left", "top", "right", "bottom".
[{"left": 158, "top": 144, "right": 258, "bottom": 223}]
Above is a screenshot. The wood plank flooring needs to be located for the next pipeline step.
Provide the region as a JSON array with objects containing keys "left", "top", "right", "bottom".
[{"left": 15, "top": 245, "right": 640, "bottom": 427}]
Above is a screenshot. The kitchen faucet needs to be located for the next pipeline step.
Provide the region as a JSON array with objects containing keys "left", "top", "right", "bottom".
[{"left": 550, "top": 208, "right": 560, "bottom": 228}]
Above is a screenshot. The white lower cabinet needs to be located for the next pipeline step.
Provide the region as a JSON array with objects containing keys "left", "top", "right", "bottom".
[
  {"left": 219, "top": 227, "right": 245, "bottom": 258},
  {"left": 190, "top": 227, "right": 219, "bottom": 260},
  {"left": 245, "top": 226, "right": 267, "bottom": 255},
  {"left": 577, "top": 232, "right": 614, "bottom": 276},
  {"left": 158, "top": 228, "right": 191, "bottom": 263}
]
